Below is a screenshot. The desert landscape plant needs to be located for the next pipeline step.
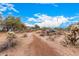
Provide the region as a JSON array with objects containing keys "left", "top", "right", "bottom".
[
  {"left": 0, "top": 31, "right": 17, "bottom": 52},
  {"left": 63, "top": 25, "right": 79, "bottom": 46}
]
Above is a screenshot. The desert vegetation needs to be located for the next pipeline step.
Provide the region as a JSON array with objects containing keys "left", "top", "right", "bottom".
[
  {"left": 0, "top": 13, "right": 79, "bottom": 56},
  {"left": 0, "top": 31, "right": 17, "bottom": 52},
  {"left": 62, "top": 24, "right": 79, "bottom": 47}
]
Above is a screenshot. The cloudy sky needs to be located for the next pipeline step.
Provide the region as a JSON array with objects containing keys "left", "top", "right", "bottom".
[{"left": 0, "top": 3, "right": 79, "bottom": 28}]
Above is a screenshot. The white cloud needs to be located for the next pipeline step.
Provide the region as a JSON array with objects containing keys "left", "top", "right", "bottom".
[
  {"left": 0, "top": 5, "right": 7, "bottom": 12},
  {"left": 27, "top": 13, "right": 68, "bottom": 28},
  {"left": 0, "top": 3, "right": 19, "bottom": 13},
  {"left": 10, "top": 7, "right": 19, "bottom": 13},
  {"left": 35, "top": 20, "right": 57, "bottom": 28},
  {"left": 28, "top": 18, "right": 37, "bottom": 22},
  {"left": 0, "top": 12, "right": 3, "bottom": 14},
  {"left": 34, "top": 13, "right": 54, "bottom": 22},
  {"left": 6, "top": 3, "right": 19, "bottom": 13},
  {"left": 36, "top": 16, "right": 68, "bottom": 28},
  {"left": 25, "top": 23, "right": 34, "bottom": 27},
  {"left": 38, "top": 3, "right": 58, "bottom": 7},
  {"left": 67, "top": 16, "right": 79, "bottom": 20},
  {"left": 52, "top": 3, "right": 58, "bottom": 7}
]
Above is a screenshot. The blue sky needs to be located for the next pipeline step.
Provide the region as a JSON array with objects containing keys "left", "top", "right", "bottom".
[
  {"left": 0, "top": 3, "right": 79, "bottom": 28},
  {"left": 12, "top": 3, "right": 79, "bottom": 16}
]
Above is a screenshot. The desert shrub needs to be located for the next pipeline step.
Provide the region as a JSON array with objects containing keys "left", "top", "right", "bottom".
[
  {"left": 7, "top": 31, "right": 16, "bottom": 38},
  {"left": 63, "top": 30, "right": 79, "bottom": 47},
  {"left": 7, "top": 31, "right": 17, "bottom": 46},
  {"left": 0, "top": 31, "right": 17, "bottom": 52}
]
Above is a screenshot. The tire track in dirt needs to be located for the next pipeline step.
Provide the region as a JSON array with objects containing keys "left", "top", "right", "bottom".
[{"left": 29, "top": 34, "right": 60, "bottom": 56}]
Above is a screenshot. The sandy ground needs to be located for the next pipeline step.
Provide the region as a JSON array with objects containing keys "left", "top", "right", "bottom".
[{"left": 0, "top": 32, "right": 79, "bottom": 56}]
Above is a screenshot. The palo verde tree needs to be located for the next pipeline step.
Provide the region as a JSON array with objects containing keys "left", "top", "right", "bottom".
[
  {"left": 5, "top": 15, "right": 16, "bottom": 31},
  {"left": 4, "top": 15, "right": 27, "bottom": 31}
]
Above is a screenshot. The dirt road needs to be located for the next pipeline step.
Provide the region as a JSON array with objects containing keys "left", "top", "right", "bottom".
[
  {"left": 0, "top": 33, "right": 60, "bottom": 56},
  {"left": 29, "top": 34, "right": 60, "bottom": 56},
  {"left": 0, "top": 32, "right": 79, "bottom": 56}
]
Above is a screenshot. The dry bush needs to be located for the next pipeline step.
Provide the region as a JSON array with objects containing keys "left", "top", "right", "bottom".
[
  {"left": 0, "top": 32, "right": 17, "bottom": 52},
  {"left": 62, "top": 31, "right": 79, "bottom": 47},
  {"left": 7, "top": 31, "right": 16, "bottom": 38},
  {"left": 6, "top": 31, "right": 17, "bottom": 46}
]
